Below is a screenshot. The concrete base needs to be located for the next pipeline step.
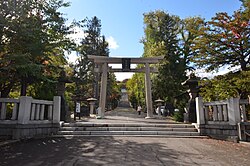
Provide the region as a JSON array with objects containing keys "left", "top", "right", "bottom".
[
  {"left": 96, "top": 116, "right": 105, "bottom": 119},
  {"left": 89, "top": 114, "right": 96, "bottom": 118},
  {"left": 238, "top": 122, "right": 250, "bottom": 142},
  {"left": 145, "top": 116, "right": 155, "bottom": 119},
  {"left": 0, "top": 123, "right": 60, "bottom": 139}
]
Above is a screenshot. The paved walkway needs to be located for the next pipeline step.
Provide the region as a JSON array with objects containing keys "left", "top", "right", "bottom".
[
  {"left": 76, "top": 100, "right": 176, "bottom": 125},
  {"left": 78, "top": 108, "right": 175, "bottom": 125},
  {"left": 1, "top": 100, "right": 250, "bottom": 165},
  {"left": 1, "top": 136, "right": 250, "bottom": 166}
]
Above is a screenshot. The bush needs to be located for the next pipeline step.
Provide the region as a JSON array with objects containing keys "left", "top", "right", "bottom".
[{"left": 173, "top": 111, "right": 184, "bottom": 122}]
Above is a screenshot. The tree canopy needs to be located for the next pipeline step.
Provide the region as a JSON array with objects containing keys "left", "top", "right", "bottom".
[
  {"left": 0, "top": 0, "right": 73, "bottom": 97},
  {"left": 191, "top": 9, "right": 250, "bottom": 71}
]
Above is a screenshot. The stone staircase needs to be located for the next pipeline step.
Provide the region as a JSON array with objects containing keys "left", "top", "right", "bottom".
[{"left": 56, "top": 122, "right": 200, "bottom": 137}]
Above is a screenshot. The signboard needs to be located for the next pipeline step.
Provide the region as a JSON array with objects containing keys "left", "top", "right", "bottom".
[
  {"left": 122, "top": 58, "right": 131, "bottom": 71},
  {"left": 75, "top": 102, "right": 81, "bottom": 113}
]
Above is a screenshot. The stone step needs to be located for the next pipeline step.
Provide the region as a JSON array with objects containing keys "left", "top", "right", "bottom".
[
  {"left": 57, "top": 130, "right": 200, "bottom": 136},
  {"left": 58, "top": 122, "right": 200, "bottom": 137},
  {"left": 62, "top": 123, "right": 195, "bottom": 128},
  {"left": 60, "top": 126, "right": 197, "bottom": 132}
]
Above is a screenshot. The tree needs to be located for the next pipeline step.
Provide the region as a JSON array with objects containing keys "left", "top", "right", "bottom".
[
  {"left": 191, "top": 2, "right": 250, "bottom": 100},
  {"left": 72, "top": 16, "right": 109, "bottom": 99},
  {"left": 0, "top": 0, "right": 73, "bottom": 96},
  {"left": 191, "top": 9, "right": 250, "bottom": 72},
  {"left": 142, "top": 10, "right": 187, "bottom": 104}
]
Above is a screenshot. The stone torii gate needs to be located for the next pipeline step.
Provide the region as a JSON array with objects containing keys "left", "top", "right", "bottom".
[{"left": 88, "top": 55, "right": 163, "bottom": 119}]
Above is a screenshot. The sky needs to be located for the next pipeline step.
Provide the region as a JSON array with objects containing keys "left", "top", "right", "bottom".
[{"left": 60, "top": 0, "right": 242, "bottom": 81}]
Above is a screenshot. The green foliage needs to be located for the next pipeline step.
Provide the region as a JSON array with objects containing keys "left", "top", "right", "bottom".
[
  {"left": 126, "top": 73, "right": 145, "bottom": 108},
  {"left": 71, "top": 54, "right": 93, "bottom": 98},
  {"left": 142, "top": 11, "right": 180, "bottom": 58},
  {"left": 173, "top": 111, "right": 184, "bottom": 122},
  {"left": 178, "top": 17, "right": 204, "bottom": 69},
  {"left": 200, "top": 70, "right": 250, "bottom": 101},
  {"left": 71, "top": 16, "right": 110, "bottom": 100},
  {"left": 0, "top": 0, "right": 73, "bottom": 97},
  {"left": 107, "top": 73, "right": 121, "bottom": 109}
]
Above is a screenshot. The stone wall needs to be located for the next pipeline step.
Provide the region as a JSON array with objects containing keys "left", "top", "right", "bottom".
[
  {"left": 0, "top": 123, "right": 60, "bottom": 139},
  {"left": 196, "top": 124, "right": 238, "bottom": 142}
]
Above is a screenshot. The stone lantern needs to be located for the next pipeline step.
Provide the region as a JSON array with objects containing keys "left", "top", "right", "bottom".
[
  {"left": 181, "top": 73, "right": 199, "bottom": 123},
  {"left": 87, "top": 97, "right": 97, "bottom": 116},
  {"left": 57, "top": 70, "right": 73, "bottom": 122},
  {"left": 155, "top": 98, "right": 164, "bottom": 116}
]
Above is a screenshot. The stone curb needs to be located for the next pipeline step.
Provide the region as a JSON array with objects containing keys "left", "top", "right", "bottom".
[
  {"left": 0, "top": 140, "right": 19, "bottom": 147},
  {"left": 239, "top": 141, "right": 250, "bottom": 146}
]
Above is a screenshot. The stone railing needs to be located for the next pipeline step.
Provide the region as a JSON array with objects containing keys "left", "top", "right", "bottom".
[
  {"left": 195, "top": 97, "right": 249, "bottom": 142},
  {"left": 0, "top": 96, "right": 61, "bottom": 139},
  {"left": 196, "top": 97, "right": 248, "bottom": 125},
  {"left": 0, "top": 98, "right": 19, "bottom": 121}
]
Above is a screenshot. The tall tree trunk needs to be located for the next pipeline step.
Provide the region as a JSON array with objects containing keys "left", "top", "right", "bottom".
[
  {"left": 240, "top": 60, "right": 248, "bottom": 71},
  {"left": 20, "top": 79, "right": 28, "bottom": 96}
]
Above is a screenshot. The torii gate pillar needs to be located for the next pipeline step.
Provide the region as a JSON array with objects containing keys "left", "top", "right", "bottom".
[
  {"left": 145, "top": 63, "right": 153, "bottom": 118},
  {"left": 98, "top": 63, "right": 108, "bottom": 118}
]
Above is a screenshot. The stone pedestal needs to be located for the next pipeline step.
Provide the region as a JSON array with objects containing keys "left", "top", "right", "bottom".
[
  {"left": 87, "top": 98, "right": 97, "bottom": 115},
  {"left": 89, "top": 102, "right": 95, "bottom": 114}
]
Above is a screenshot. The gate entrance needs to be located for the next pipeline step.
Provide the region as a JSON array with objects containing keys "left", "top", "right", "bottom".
[{"left": 88, "top": 55, "right": 163, "bottom": 119}]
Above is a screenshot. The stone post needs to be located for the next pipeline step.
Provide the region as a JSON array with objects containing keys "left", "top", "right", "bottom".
[
  {"left": 227, "top": 97, "right": 241, "bottom": 125},
  {"left": 145, "top": 63, "right": 153, "bottom": 118},
  {"left": 18, "top": 96, "right": 32, "bottom": 124},
  {"left": 53, "top": 96, "right": 61, "bottom": 123},
  {"left": 195, "top": 97, "right": 205, "bottom": 125},
  {"left": 98, "top": 63, "right": 108, "bottom": 118}
]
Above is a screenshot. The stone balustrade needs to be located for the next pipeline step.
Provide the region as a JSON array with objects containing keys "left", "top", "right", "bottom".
[
  {"left": 0, "top": 98, "right": 19, "bottom": 121},
  {"left": 196, "top": 97, "right": 248, "bottom": 125},
  {"left": 0, "top": 96, "right": 61, "bottom": 139},
  {"left": 195, "top": 97, "right": 249, "bottom": 142}
]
